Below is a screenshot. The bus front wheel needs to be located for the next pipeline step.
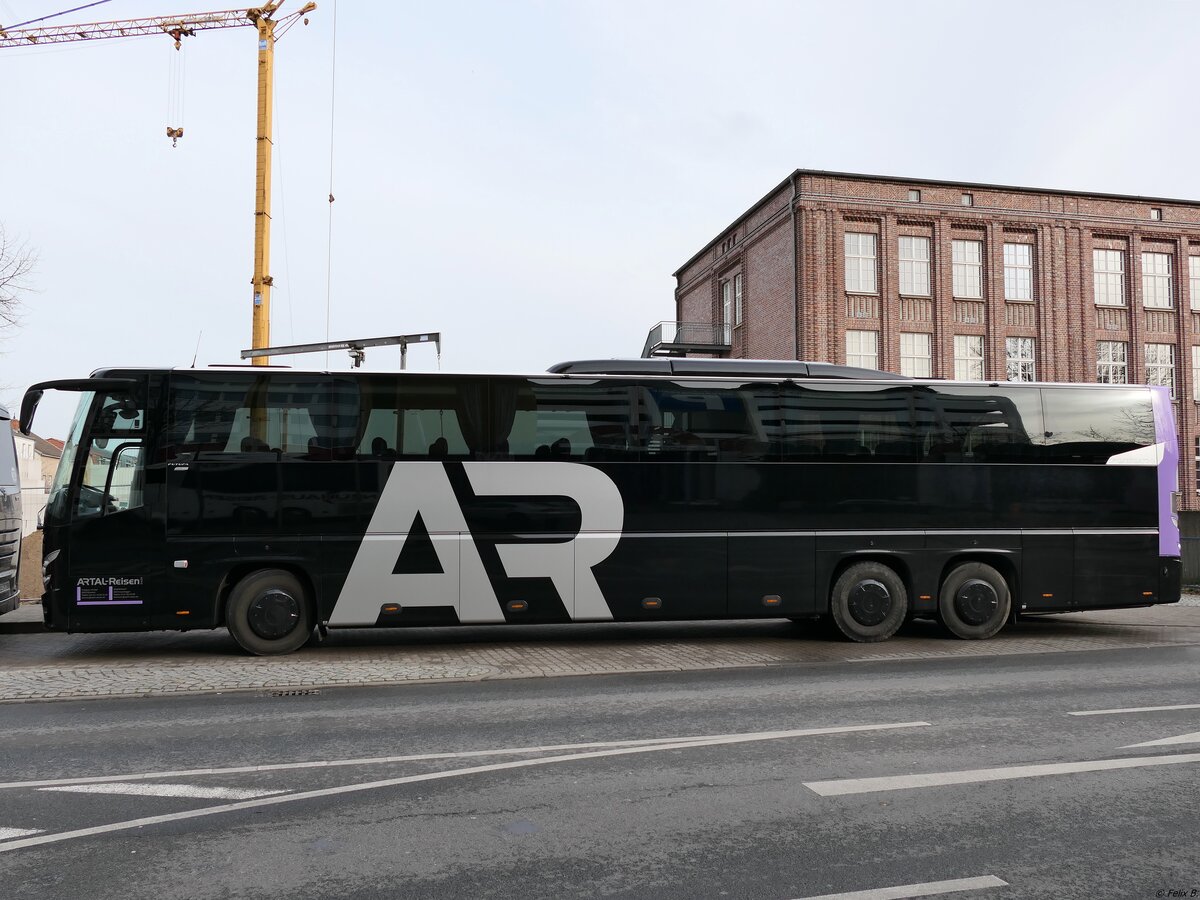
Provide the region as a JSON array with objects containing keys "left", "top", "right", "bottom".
[
  {"left": 938, "top": 562, "right": 1010, "bottom": 640},
  {"left": 226, "top": 569, "right": 313, "bottom": 656},
  {"left": 829, "top": 561, "right": 908, "bottom": 642}
]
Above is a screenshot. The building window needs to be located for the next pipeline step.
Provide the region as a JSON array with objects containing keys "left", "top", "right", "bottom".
[
  {"left": 721, "top": 279, "right": 733, "bottom": 329},
  {"left": 953, "top": 335, "right": 985, "bottom": 380},
  {"left": 1193, "top": 347, "right": 1200, "bottom": 402},
  {"left": 734, "top": 273, "right": 743, "bottom": 326},
  {"left": 900, "top": 332, "right": 932, "bottom": 377},
  {"left": 908, "top": 189, "right": 921, "bottom": 202},
  {"left": 844, "top": 233, "right": 877, "bottom": 294},
  {"left": 1092, "top": 249, "right": 1126, "bottom": 307},
  {"left": 1151, "top": 208, "right": 1163, "bottom": 221},
  {"left": 1142, "top": 252, "right": 1173, "bottom": 309},
  {"left": 1096, "top": 341, "right": 1128, "bottom": 384},
  {"left": 1003, "top": 243, "right": 1033, "bottom": 301},
  {"left": 898, "top": 236, "right": 931, "bottom": 296},
  {"left": 961, "top": 193, "right": 973, "bottom": 207},
  {"left": 1145, "top": 343, "right": 1175, "bottom": 398},
  {"left": 952, "top": 240, "right": 983, "bottom": 299},
  {"left": 1190, "top": 257, "right": 1200, "bottom": 311},
  {"left": 1005, "top": 337, "right": 1036, "bottom": 382},
  {"left": 846, "top": 330, "right": 878, "bottom": 369}
]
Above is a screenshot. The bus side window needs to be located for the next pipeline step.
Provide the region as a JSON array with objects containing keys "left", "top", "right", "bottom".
[
  {"left": 168, "top": 375, "right": 359, "bottom": 459},
  {"left": 786, "top": 384, "right": 916, "bottom": 462},
  {"left": 497, "top": 380, "right": 637, "bottom": 462}
]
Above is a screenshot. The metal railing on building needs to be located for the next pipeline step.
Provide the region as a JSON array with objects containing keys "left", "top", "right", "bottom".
[{"left": 641, "top": 321, "right": 731, "bottom": 358}]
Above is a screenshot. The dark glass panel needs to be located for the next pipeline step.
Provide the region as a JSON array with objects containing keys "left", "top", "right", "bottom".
[
  {"left": 1041, "top": 386, "right": 1155, "bottom": 463},
  {"left": 498, "top": 379, "right": 638, "bottom": 462},
  {"left": 640, "top": 381, "right": 780, "bottom": 461},
  {"left": 780, "top": 383, "right": 917, "bottom": 461},
  {"left": 168, "top": 374, "right": 358, "bottom": 459},
  {"left": 914, "top": 384, "right": 1043, "bottom": 463},
  {"left": 356, "top": 376, "right": 478, "bottom": 459}
]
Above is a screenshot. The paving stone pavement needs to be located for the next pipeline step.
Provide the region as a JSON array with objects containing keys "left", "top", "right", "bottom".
[{"left": 2, "top": 597, "right": 1199, "bottom": 702}]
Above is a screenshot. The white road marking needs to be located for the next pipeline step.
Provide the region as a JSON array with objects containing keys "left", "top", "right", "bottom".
[
  {"left": 1121, "top": 731, "right": 1200, "bottom": 749},
  {"left": 805, "top": 752, "right": 1200, "bottom": 796},
  {"left": 793, "top": 875, "right": 1008, "bottom": 899},
  {"left": 40, "top": 783, "right": 286, "bottom": 800},
  {"left": 0, "top": 722, "right": 930, "bottom": 792},
  {"left": 0, "top": 724, "right": 930, "bottom": 854},
  {"left": 1067, "top": 703, "right": 1200, "bottom": 717},
  {"left": 0, "top": 828, "right": 43, "bottom": 841}
]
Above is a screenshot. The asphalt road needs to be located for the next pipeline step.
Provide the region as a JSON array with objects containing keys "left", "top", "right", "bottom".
[{"left": 1, "top": 646, "right": 1199, "bottom": 899}]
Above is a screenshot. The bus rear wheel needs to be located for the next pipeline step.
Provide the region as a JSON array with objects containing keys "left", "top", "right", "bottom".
[
  {"left": 829, "top": 561, "right": 907, "bottom": 642},
  {"left": 226, "top": 569, "right": 313, "bottom": 656},
  {"left": 938, "top": 562, "right": 1010, "bottom": 640}
]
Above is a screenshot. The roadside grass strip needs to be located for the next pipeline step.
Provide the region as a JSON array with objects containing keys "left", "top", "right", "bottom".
[{"left": 793, "top": 875, "right": 1008, "bottom": 899}]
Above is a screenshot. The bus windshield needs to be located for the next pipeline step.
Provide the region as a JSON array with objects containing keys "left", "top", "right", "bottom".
[{"left": 47, "top": 391, "right": 93, "bottom": 523}]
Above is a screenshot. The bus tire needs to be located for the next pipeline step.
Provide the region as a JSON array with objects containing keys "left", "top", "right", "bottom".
[
  {"left": 226, "top": 569, "right": 312, "bottom": 656},
  {"left": 829, "top": 561, "right": 907, "bottom": 643},
  {"left": 938, "top": 562, "right": 1010, "bottom": 640}
]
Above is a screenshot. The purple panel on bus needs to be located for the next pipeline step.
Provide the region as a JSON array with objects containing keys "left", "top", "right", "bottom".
[{"left": 1151, "top": 385, "right": 1180, "bottom": 558}]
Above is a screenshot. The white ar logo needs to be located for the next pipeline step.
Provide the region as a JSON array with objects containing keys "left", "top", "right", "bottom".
[{"left": 329, "top": 462, "right": 624, "bottom": 626}]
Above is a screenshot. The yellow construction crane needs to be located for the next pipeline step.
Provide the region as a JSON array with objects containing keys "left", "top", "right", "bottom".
[{"left": 0, "top": 2, "right": 318, "bottom": 364}]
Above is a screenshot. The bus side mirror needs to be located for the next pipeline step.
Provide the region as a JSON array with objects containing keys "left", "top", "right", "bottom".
[{"left": 36, "top": 506, "right": 45, "bottom": 531}]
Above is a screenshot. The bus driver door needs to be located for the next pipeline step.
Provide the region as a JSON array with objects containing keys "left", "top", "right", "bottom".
[{"left": 63, "top": 389, "right": 161, "bottom": 631}]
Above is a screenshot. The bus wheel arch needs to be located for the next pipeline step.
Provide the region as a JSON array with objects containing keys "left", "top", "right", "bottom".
[
  {"left": 827, "top": 558, "right": 909, "bottom": 643},
  {"left": 222, "top": 566, "right": 315, "bottom": 656},
  {"left": 937, "top": 560, "right": 1012, "bottom": 640}
]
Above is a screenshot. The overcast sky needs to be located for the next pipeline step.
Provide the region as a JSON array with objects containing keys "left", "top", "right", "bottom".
[{"left": 3, "top": 0, "right": 1199, "bottom": 437}]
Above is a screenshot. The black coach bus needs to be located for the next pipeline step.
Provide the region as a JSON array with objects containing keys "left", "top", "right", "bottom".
[{"left": 19, "top": 359, "right": 1180, "bottom": 654}]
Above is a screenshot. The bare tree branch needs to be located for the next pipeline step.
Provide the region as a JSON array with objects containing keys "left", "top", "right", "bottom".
[{"left": 0, "top": 225, "right": 37, "bottom": 328}]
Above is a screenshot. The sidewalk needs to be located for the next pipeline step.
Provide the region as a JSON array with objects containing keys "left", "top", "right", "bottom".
[{"left": 2, "top": 598, "right": 1198, "bottom": 703}]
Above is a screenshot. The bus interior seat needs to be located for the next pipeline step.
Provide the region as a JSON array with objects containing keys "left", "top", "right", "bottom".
[{"left": 428, "top": 437, "right": 449, "bottom": 458}]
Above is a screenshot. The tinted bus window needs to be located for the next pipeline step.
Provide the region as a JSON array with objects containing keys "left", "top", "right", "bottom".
[
  {"left": 169, "top": 375, "right": 358, "bottom": 458},
  {"left": 357, "top": 376, "right": 474, "bottom": 458},
  {"left": 499, "top": 380, "right": 637, "bottom": 461},
  {"left": 641, "top": 381, "right": 778, "bottom": 460},
  {"left": 782, "top": 383, "right": 917, "bottom": 461},
  {"left": 1041, "top": 386, "right": 1155, "bottom": 463},
  {"left": 916, "top": 385, "right": 1043, "bottom": 462}
]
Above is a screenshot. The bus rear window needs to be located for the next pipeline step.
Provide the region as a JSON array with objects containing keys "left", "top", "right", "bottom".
[{"left": 1041, "top": 387, "right": 1155, "bottom": 462}]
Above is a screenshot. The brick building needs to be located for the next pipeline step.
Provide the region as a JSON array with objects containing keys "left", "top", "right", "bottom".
[{"left": 657, "top": 169, "right": 1200, "bottom": 513}]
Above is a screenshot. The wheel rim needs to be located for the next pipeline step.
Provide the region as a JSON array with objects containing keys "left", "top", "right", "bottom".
[
  {"left": 247, "top": 588, "right": 301, "bottom": 641},
  {"left": 954, "top": 578, "right": 999, "bottom": 626},
  {"left": 847, "top": 578, "right": 892, "bottom": 627}
]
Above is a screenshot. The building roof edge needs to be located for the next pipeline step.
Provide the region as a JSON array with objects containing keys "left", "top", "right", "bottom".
[{"left": 671, "top": 168, "right": 1200, "bottom": 282}]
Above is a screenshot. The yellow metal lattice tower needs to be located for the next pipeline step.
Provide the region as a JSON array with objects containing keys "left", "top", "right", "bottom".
[{"left": 0, "top": 2, "right": 317, "bottom": 364}]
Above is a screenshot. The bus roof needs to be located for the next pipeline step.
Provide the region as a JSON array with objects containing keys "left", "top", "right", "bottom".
[
  {"left": 78, "top": 364, "right": 1158, "bottom": 392},
  {"left": 546, "top": 359, "right": 910, "bottom": 379}
]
